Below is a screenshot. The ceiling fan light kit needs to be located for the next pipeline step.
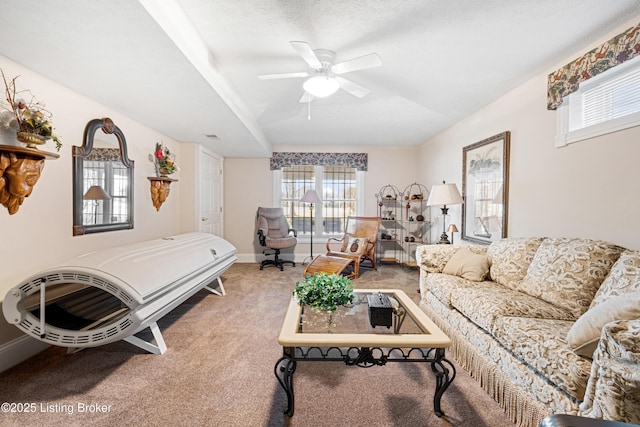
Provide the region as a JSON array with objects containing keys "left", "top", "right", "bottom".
[
  {"left": 303, "top": 74, "right": 339, "bottom": 97},
  {"left": 258, "top": 41, "right": 382, "bottom": 103}
]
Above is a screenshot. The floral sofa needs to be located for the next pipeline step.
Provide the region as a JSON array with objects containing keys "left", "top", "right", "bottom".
[{"left": 416, "top": 238, "right": 640, "bottom": 427}]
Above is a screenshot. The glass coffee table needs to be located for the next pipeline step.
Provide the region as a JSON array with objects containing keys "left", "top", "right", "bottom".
[{"left": 274, "top": 289, "right": 454, "bottom": 417}]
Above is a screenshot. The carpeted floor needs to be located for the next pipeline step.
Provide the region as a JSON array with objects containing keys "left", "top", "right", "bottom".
[{"left": 0, "top": 263, "right": 517, "bottom": 427}]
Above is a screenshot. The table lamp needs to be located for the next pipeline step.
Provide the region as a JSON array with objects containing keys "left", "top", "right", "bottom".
[{"left": 426, "top": 181, "right": 463, "bottom": 244}]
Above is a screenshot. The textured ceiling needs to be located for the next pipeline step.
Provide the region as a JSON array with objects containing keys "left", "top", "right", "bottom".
[{"left": 0, "top": 0, "right": 638, "bottom": 157}]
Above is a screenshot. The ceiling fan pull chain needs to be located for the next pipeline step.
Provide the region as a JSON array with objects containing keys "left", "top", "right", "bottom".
[{"left": 307, "top": 96, "right": 311, "bottom": 120}]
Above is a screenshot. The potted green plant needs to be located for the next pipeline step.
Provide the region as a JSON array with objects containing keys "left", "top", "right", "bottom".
[{"left": 293, "top": 273, "right": 354, "bottom": 313}]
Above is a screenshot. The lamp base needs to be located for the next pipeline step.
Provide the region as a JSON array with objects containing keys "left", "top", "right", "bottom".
[{"left": 437, "top": 232, "right": 451, "bottom": 245}]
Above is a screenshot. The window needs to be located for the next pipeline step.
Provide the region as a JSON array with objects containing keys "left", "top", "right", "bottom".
[
  {"left": 276, "top": 165, "right": 363, "bottom": 236},
  {"left": 556, "top": 55, "right": 640, "bottom": 147}
]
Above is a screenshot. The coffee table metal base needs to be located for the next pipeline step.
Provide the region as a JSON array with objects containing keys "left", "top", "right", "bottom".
[{"left": 274, "top": 345, "right": 456, "bottom": 417}]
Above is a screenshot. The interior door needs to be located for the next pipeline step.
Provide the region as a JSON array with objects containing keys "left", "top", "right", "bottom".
[{"left": 198, "top": 147, "right": 222, "bottom": 235}]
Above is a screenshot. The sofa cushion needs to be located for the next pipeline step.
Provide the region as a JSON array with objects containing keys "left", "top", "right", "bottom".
[
  {"left": 450, "top": 285, "right": 574, "bottom": 332},
  {"left": 567, "top": 293, "right": 640, "bottom": 358},
  {"left": 519, "top": 238, "right": 624, "bottom": 319},
  {"left": 442, "top": 247, "right": 491, "bottom": 281},
  {"left": 487, "top": 237, "right": 543, "bottom": 290},
  {"left": 590, "top": 249, "right": 640, "bottom": 308},
  {"left": 418, "top": 245, "right": 487, "bottom": 273},
  {"left": 424, "top": 292, "right": 583, "bottom": 416},
  {"left": 427, "top": 273, "right": 497, "bottom": 307},
  {"left": 492, "top": 316, "right": 592, "bottom": 400}
]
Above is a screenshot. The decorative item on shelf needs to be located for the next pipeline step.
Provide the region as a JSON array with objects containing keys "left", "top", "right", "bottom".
[
  {"left": 0, "top": 145, "right": 59, "bottom": 215},
  {"left": 147, "top": 176, "right": 177, "bottom": 211},
  {"left": 403, "top": 183, "right": 427, "bottom": 202},
  {"left": 426, "top": 180, "right": 463, "bottom": 245},
  {"left": 376, "top": 184, "right": 401, "bottom": 217},
  {"left": 153, "top": 142, "right": 178, "bottom": 177},
  {"left": 375, "top": 184, "right": 402, "bottom": 265},
  {"left": 448, "top": 224, "right": 459, "bottom": 245},
  {"left": 1, "top": 69, "right": 62, "bottom": 152},
  {"left": 299, "top": 189, "right": 322, "bottom": 264},
  {"left": 402, "top": 183, "right": 429, "bottom": 223}
]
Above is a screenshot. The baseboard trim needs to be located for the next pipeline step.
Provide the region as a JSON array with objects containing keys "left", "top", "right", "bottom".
[{"left": 0, "top": 335, "right": 49, "bottom": 373}]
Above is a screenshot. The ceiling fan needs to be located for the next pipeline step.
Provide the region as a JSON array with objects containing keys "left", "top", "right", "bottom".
[{"left": 258, "top": 41, "right": 382, "bottom": 103}]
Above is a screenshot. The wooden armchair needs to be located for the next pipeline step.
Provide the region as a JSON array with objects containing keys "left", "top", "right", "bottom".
[{"left": 326, "top": 216, "right": 381, "bottom": 278}]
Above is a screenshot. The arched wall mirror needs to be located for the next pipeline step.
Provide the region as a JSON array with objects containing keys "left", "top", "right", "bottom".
[{"left": 73, "top": 118, "right": 134, "bottom": 236}]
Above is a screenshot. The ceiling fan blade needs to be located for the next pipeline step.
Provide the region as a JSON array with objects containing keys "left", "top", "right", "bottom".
[
  {"left": 331, "top": 53, "right": 382, "bottom": 75},
  {"left": 258, "top": 71, "right": 310, "bottom": 80},
  {"left": 290, "top": 41, "right": 322, "bottom": 69},
  {"left": 299, "top": 91, "right": 314, "bottom": 103},
  {"left": 335, "top": 76, "right": 370, "bottom": 98}
]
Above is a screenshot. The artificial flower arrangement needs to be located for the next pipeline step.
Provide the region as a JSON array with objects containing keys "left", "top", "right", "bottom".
[
  {"left": 1, "top": 69, "right": 62, "bottom": 151},
  {"left": 154, "top": 142, "right": 178, "bottom": 176}
]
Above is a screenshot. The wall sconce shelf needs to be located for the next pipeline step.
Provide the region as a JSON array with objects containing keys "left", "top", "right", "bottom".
[
  {"left": 0, "top": 144, "right": 59, "bottom": 215},
  {"left": 147, "top": 176, "right": 177, "bottom": 211}
]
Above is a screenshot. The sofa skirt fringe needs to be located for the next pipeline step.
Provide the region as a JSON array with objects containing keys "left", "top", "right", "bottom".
[{"left": 420, "top": 300, "right": 548, "bottom": 427}]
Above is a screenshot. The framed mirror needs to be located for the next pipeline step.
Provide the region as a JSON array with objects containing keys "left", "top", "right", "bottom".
[{"left": 73, "top": 118, "right": 134, "bottom": 236}]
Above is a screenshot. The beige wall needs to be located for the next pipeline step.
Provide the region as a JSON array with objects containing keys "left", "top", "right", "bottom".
[
  {"left": 0, "top": 56, "right": 188, "bottom": 345},
  {"left": 223, "top": 145, "right": 421, "bottom": 261},
  {"left": 3, "top": 16, "right": 640, "bottom": 353},
  {"left": 417, "top": 18, "right": 640, "bottom": 250}
]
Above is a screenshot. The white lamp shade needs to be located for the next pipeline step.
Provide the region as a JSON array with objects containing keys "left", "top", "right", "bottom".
[
  {"left": 426, "top": 183, "right": 463, "bottom": 206},
  {"left": 299, "top": 189, "right": 322, "bottom": 204},
  {"left": 303, "top": 75, "right": 339, "bottom": 98}
]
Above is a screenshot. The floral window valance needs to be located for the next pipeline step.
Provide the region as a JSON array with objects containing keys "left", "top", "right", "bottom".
[
  {"left": 547, "top": 22, "right": 640, "bottom": 110},
  {"left": 85, "top": 148, "right": 121, "bottom": 162},
  {"left": 270, "top": 152, "right": 368, "bottom": 171}
]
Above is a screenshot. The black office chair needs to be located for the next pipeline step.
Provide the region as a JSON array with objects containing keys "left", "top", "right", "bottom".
[{"left": 256, "top": 207, "right": 297, "bottom": 270}]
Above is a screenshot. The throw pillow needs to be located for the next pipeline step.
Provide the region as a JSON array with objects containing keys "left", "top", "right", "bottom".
[
  {"left": 566, "top": 292, "right": 640, "bottom": 358},
  {"left": 590, "top": 250, "right": 640, "bottom": 308},
  {"left": 345, "top": 236, "right": 368, "bottom": 256},
  {"left": 519, "top": 238, "right": 624, "bottom": 319},
  {"left": 442, "top": 247, "right": 491, "bottom": 282},
  {"left": 487, "top": 237, "right": 543, "bottom": 290}
]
